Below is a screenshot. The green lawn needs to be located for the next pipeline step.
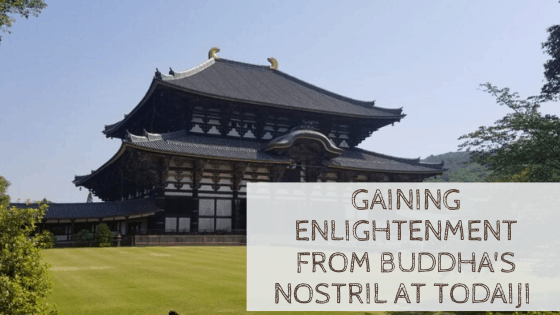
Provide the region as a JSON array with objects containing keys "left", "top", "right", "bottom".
[{"left": 43, "top": 246, "right": 383, "bottom": 315}]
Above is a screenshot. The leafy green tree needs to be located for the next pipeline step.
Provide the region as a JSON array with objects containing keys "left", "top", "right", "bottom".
[
  {"left": 458, "top": 83, "right": 560, "bottom": 182},
  {"left": 0, "top": 0, "right": 47, "bottom": 44},
  {"left": 0, "top": 176, "right": 57, "bottom": 314},
  {"left": 35, "top": 230, "right": 56, "bottom": 249},
  {"left": 541, "top": 23, "right": 560, "bottom": 101},
  {"left": 96, "top": 223, "right": 112, "bottom": 247},
  {"left": 459, "top": 7, "right": 560, "bottom": 182},
  {"left": 73, "top": 229, "right": 94, "bottom": 247},
  {"left": 0, "top": 175, "right": 9, "bottom": 208}
]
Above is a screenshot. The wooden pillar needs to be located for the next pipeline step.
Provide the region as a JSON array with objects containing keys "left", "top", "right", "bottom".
[
  {"left": 270, "top": 165, "right": 286, "bottom": 182},
  {"left": 70, "top": 219, "right": 75, "bottom": 241},
  {"left": 232, "top": 190, "right": 239, "bottom": 230},
  {"left": 190, "top": 159, "right": 207, "bottom": 233},
  {"left": 232, "top": 162, "right": 247, "bottom": 230},
  {"left": 156, "top": 157, "right": 169, "bottom": 213},
  {"left": 191, "top": 194, "right": 199, "bottom": 233},
  {"left": 124, "top": 216, "right": 129, "bottom": 235}
]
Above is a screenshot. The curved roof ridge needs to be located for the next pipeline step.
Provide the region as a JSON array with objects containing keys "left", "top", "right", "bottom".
[
  {"left": 74, "top": 143, "right": 128, "bottom": 185},
  {"left": 161, "top": 58, "right": 216, "bottom": 81},
  {"left": 352, "top": 147, "right": 443, "bottom": 168},
  {"left": 126, "top": 130, "right": 188, "bottom": 143},
  {"left": 265, "top": 129, "right": 344, "bottom": 157},
  {"left": 420, "top": 161, "right": 446, "bottom": 167},
  {"left": 216, "top": 58, "right": 272, "bottom": 71},
  {"left": 104, "top": 121, "right": 120, "bottom": 131},
  {"left": 157, "top": 129, "right": 187, "bottom": 139},
  {"left": 126, "top": 130, "right": 149, "bottom": 143},
  {"left": 103, "top": 81, "right": 159, "bottom": 136}
]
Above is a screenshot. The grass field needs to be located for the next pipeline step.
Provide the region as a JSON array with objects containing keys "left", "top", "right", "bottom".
[{"left": 43, "top": 246, "right": 384, "bottom": 315}]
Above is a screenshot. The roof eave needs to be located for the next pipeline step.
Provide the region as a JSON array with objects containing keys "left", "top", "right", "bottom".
[
  {"left": 103, "top": 80, "right": 160, "bottom": 138},
  {"left": 157, "top": 79, "right": 404, "bottom": 120},
  {"left": 326, "top": 164, "right": 444, "bottom": 175},
  {"left": 46, "top": 210, "right": 162, "bottom": 221},
  {"left": 74, "top": 140, "right": 294, "bottom": 187},
  {"left": 104, "top": 77, "right": 404, "bottom": 139},
  {"left": 126, "top": 142, "right": 294, "bottom": 164},
  {"left": 73, "top": 142, "right": 129, "bottom": 186}
]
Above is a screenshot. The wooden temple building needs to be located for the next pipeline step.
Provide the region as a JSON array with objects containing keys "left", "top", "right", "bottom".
[{"left": 20, "top": 48, "right": 444, "bottom": 244}]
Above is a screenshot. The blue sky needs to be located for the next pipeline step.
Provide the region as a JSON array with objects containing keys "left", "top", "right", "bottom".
[{"left": 1, "top": 0, "right": 559, "bottom": 202}]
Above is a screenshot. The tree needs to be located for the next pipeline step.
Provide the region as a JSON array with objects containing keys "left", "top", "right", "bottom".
[
  {"left": 35, "top": 230, "right": 56, "bottom": 249},
  {"left": 0, "top": 175, "right": 9, "bottom": 208},
  {"left": 0, "top": 176, "right": 57, "bottom": 314},
  {"left": 73, "top": 229, "right": 94, "bottom": 247},
  {"left": 0, "top": 0, "right": 47, "bottom": 44},
  {"left": 459, "top": 6, "right": 560, "bottom": 182},
  {"left": 96, "top": 223, "right": 112, "bottom": 247},
  {"left": 459, "top": 84, "right": 560, "bottom": 182},
  {"left": 541, "top": 22, "right": 560, "bottom": 101}
]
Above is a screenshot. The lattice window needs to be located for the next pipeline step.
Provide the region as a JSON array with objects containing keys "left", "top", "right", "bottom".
[{"left": 198, "top": 198, "right": 232, "bottom": 232}]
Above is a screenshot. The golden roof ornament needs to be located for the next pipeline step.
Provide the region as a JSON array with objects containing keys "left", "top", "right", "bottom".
[
  {"left": 267, "top": 57, "right": 278, "bottom": 70},
  {"left": 208, "top": 47, "right": 220, "bottom": 60}
]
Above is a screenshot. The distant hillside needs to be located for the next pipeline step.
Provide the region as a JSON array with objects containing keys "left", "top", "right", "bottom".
[
  {"left": 421, "top": 151, "right": 490, "bottom": 182},
  {"left": 422, "top": 151, "right": 472, "bottom": 173}
]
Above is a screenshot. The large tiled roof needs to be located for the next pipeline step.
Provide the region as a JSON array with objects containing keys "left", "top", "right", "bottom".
[
  {"left": 126, "top": 130, "right": 292, "bottom": 163},
  {"left": 126, "top": 130, "right": 442, "bottom": 174},
  {"left": 76, "top": 131, "right": 442, "bottom": 188},
  {"left": 158, "top": 58, "right": 402, "bottom": 118},
  {"left": 103, "top": 56, "right": 404, "bottom": 137},
  {"left": 11, "top": 198, "right": 162, "bottom": 220}
]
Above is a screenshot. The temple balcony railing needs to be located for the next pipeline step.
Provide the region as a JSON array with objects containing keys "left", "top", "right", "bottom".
[{"left": 51, "top": 229, "right": 248, "bottom": 247}]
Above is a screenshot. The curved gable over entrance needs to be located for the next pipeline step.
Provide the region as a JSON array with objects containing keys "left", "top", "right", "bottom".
[{"left": 264, "top": 129, "right": 344, "bottom": 162}]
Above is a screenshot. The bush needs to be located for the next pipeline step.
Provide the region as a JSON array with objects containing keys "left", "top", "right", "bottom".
[
  {"left": 35, "top": 230, "right": 57, "bottom": 249},
  {"left": 0, "top": 175, "right": 58, "bottom": 314},
  {"left": 96, "top": 223, "right": 112, "bottom": 247},
  {"left": 73, "top": 229, "right": 95, "bottom": 247}
]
